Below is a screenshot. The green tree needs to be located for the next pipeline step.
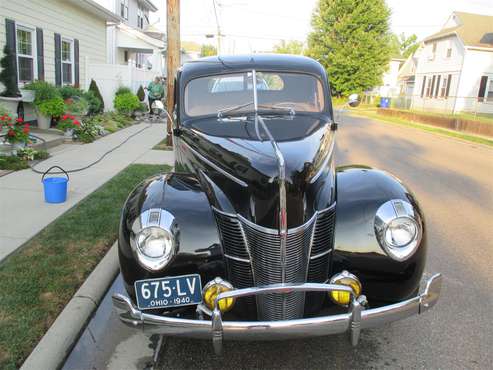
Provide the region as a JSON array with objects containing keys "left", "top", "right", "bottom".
[
  {"left": 200, "top": 44, "right": 218, "bottom": 57},
  {"left": 0, "top": 45, "right": 20, "bottom": 97},
  {"left": 390, "top": 33, "right": 419, "bottom": 58},
  {"left": 273, "top": 40, "right": 304, "bottom": 55},
  {"left": 307, "top": 0, "right": 393, "bottom": 96}
]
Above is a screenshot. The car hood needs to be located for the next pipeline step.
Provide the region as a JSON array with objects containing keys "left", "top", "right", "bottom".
[{"left": 177, "top": 114, "right": 336, "bottom": 229}]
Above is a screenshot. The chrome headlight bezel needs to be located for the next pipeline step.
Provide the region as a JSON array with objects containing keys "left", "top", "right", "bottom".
[
  {"left": 374, "top": 200, "right": 422, "bottom": 262},
  {"left": 130, "top": 209, "right": 179, "bottom": 271}
]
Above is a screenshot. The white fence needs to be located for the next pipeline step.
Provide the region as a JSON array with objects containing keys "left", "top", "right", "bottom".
[{"left": 86, "top": 61, "right": 157, "bottom": 111}]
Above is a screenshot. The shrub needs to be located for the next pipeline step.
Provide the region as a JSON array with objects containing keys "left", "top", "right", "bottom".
[
  {"left": 64, "top": 96, "right": 89, "bottom": 116},
  {"left": 74, "top": 118, "right": 103, "bottom": 143},
  {"left": 38, "top": 97, "right": 65, "bottom": 117},
  {"left": 115, "top": 86, "right": 133, "bottom": 96},
  {"left": 23, "top": 81, "right": 60, "bottom": 106},
  {"left": 114, "top": 92, "right": 140, "bottom": 116},
  {"left": 88, "top": 79, "right": 104, "bottom": 112},
  {"left": 137, "top": 85, "right": 146, "bottom": 101},
  {"left": 16, "top": 148, "right": 49, "bottom": 161},
  {"left": 0, "top": 45, "right": 20, "bottom": 97},
  {"left": 0, "top": 156, "right": 28, "bottom": 170},
  {"left": 59, "top": 85, "right": 83, "bottom": 100},
  {"left": 83, "top": 90, "right": 102, "bottom": 115}
]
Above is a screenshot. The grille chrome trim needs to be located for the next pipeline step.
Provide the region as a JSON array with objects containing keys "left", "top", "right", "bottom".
[{"left": 213, "top": 203, "right": 336, "bottom": 321}]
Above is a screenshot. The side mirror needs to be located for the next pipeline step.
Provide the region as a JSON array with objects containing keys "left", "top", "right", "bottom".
[{"left": 348, "top": 93, "right": 360, "bottom": 107}]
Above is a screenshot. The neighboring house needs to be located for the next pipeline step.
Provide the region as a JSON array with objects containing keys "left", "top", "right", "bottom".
[
  {"left": 97, "top": 0, "right": 165, "bottom": 75},
  {"left": 398, "top": 51, "right": 420, "bottom": 96},
  {"left": 377, "top": 58, "right": 405, "bottom": 98},
  {"left": 411, "top": 12, "right": 493, "bottom": 114},
  {"left": 0, "top": 0, "right": 119, "bottom": 91}
]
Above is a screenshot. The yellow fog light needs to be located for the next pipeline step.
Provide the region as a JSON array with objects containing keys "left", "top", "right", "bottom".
[
  {"left": 329, "top": 271, "right": 362, "bottom": 306},
  {"left": 202, "top": 277, "right": 235, "bottom": 312}
]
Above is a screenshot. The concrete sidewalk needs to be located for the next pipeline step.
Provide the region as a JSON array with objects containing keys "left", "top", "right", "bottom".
[{"left": 0, "top": 121, "right": 173, "bottom": 262}]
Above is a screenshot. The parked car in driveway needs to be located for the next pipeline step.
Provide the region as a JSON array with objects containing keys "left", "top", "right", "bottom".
[{"left": 113, "top": 54, "right": 442, "bottom": 354}]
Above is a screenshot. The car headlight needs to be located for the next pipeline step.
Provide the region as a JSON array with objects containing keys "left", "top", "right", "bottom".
[
  {"left": 131, "top": 209, "right": 178, "bottom": 271},
  {"left": 374, "top": 200, "right": 422, "bottom": 261}
]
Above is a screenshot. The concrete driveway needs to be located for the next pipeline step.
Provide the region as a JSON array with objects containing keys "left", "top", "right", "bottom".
[{"left": 64, "top": 114, "right": 493, "bottom": 369}]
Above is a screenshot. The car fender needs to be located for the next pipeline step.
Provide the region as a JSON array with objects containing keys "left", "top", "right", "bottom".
[
  {"left": 118, "top": 172, "right": 224, "bottom": 297},
  {"left": 334, "top": 166, "right": 427, "bottom": 303}
]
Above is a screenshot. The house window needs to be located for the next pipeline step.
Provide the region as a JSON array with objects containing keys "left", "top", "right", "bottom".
[
  {"left": 440, "top": 75, "right": 448, "bottom": 97},
  {"left": 425, "top": 76, "right": 433, "bottom": 97},
  {"left": 479, "top": 76, "right": 493, "bottom": 102},
  {"left": 16, "top": 25, "right": 36, "bottom": 83},
  {"left": 430, "top": 42, "right": 437, "bottom": 60},
  {"left": 137, "top": 5, "right": 144, "bottom": 29},
  {"left": 61, "top": 38, "right": 74, "bottom": 85},
  {"left": 446, "top": 41, "right": 452, "bottom": 58},
  {"left": 120, "top": 0, "right": 129, "bottom": 20}
]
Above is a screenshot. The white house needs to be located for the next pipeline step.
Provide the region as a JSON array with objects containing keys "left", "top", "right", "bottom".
[
  {"left": 0, "top": 0, "right": 119, "bottom": 115},
  {"left": 96, "top": 0, "right": 165, "bottom": 75},
  {"left": 378, "top": 58, "right": 405, "bottom": 98},
  {"left": 411, "top": 12, "right": 493, "bottom": 114},
  {"left": 0, "top": 0, "right": 120, "bottom": 90}
]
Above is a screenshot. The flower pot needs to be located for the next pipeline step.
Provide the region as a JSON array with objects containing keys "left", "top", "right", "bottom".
[
  {"left": 20, "top": 89, "right": 35, "bottom": 103},
  {"left": 0, "top": 96, "right": 22, "bottom": 115},
  {"left": 0, "top": 142, "right": 13, "bottom": 156},
  {"left": 11, "top": 142, "right": 26, "bottom": 156},
  {"left": 64, "top": 128, "right": 74, "bottom": 142},
  {"left": 37, "top": 113, "right": 51, "bottom": 129}
]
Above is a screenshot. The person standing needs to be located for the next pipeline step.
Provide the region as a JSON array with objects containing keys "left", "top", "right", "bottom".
[{"left": 146, "top": 77, "right": 164, "bottom": 113}]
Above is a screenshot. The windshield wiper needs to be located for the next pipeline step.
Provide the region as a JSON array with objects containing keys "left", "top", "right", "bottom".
[
  {"left": 217, "top": 102, "right": 254, "bottom": 118},
  {"left": 257, "top": 104, "right": 296, "bottom": 116}
]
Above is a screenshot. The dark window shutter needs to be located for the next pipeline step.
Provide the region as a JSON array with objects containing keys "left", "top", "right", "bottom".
[
  {"left": 435, "top": 75, "right": 441, "bottom": 97},
  {"left": 478, "top": 76, "right": 488, "bottom": 101},
  {"left": 74, "top": 39, "right": 79, "bottom": 88},
  {"left": 5, "top": 19, "right": 18, "bottom": 88},
  {"left": 430, "top": 75, "right": 436, "bottom": 97},
  {"left": 36, "top": 28, "right": 44, "bottom": 80},
  {"left": 54, "top": 33, "right": 61, "bottom": 86},
  {"left": 445, "top": 74, "right": 452, "bottom": 98},
  {"left": 421, "top": 76, "right": 426, "bottom": 97}
]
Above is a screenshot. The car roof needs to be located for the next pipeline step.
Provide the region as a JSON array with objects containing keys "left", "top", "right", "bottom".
[{"left": 179, "top": 54, "right": 327, "bottom": 83}]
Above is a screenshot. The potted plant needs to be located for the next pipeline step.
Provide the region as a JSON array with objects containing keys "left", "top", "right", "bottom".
[
  {"left": 57, "top": 114, "right": 80, "bottom": 141},
  {"left": 0, "top": 45, "right": 22, "bottom": 114},
  {"left": 0, "top": 114, "right": 30, "bottom": 155},
  {"left": 24, "top": 81, "right": 64, "bottom": 129}
]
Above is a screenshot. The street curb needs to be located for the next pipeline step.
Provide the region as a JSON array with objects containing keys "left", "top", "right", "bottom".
[{"left": 21, "top": 243, "right": 120, "bottom": 370}]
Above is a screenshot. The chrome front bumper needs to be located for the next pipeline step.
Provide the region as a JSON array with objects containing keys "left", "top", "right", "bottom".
[{"left": 112, "top": 273, "right": 442, "bottom": 354}]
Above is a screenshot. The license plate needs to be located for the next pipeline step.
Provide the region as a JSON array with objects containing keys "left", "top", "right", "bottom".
[{"left": 134, "top": 274, "right": 202, "bottom": 310}]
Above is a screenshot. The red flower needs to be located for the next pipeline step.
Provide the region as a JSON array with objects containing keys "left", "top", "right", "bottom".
[
  {"left": 6, "top": 116, "right": 12, "bottom": 121},
  {"left": 16, "top": 117, "right": 23, "bottom": 123},
  {"left": 7, "top": 130, "right": 15, "bottom": 137},
  {"left": 24, "top": 123, "right": 30, "bottom": 128},
  {"left": 69, "top": 115, "right": 75, "bottom": 120},
  {"left": 73, "top": 120, "right": 80, "bottom": 126},
  {"left": 23, "top": 127, "right": 29, "bottom": 134},
  {"left": 62, "top": 114, "right": 68, "bottom": 120},
  {"left": 0, "top": 116, "right": 4, "bottom": 121}
]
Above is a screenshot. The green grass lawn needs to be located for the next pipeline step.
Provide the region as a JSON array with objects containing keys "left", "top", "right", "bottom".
[
  {"left": 0, "top": 164, "right": 171, "bottom": 370},
  {"left": 153, "top": 138, "right": 173, "bottom": 151},
  {"left": 349, "top": 109, "right": 493, "bottom": 147}
]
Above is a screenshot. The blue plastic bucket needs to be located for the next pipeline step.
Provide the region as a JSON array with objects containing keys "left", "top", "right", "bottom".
[
  {"left": 42, "top": 166, "right": 69, "bottom": 203},
  {"left": 380, "top": 97, "right": 390, "bottom": 108}
]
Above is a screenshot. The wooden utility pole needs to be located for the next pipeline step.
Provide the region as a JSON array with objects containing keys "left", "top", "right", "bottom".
[{"left": 166, "top": 0, "right": 180, "bottom": 146}]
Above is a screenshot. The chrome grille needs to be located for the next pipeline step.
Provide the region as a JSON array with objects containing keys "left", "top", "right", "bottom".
[{"left": 213, "top": 204, "right": 335, "bottom": 321}]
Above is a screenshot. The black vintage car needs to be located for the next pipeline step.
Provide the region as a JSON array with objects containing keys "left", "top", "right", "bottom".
[{"left": 113, "top": 54, "right": 441, "bottom": 354}]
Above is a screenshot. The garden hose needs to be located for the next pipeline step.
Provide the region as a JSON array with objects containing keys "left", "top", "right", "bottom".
[{"left": 28, "top": 118, "right": 165, "bottom": 175}]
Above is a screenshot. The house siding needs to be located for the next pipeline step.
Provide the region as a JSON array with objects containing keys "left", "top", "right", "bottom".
[
  {"left": 411, "top": 36, "right": 465, "bottom": 112},
  {"left": 0, "top": 0, "right": 107, "bottom": 90},
  {"left": 455, "top": 49, "right": 493, "bottom": 114}
]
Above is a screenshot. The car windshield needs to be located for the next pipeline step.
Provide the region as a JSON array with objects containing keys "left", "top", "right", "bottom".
[{"left": 184, "top": 71, "right": 325, "bottom": 117}]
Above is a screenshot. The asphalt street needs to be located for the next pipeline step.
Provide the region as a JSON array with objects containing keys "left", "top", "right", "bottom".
[{"left": 65, "top": 114, "right": 493, "bottom": 370}]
